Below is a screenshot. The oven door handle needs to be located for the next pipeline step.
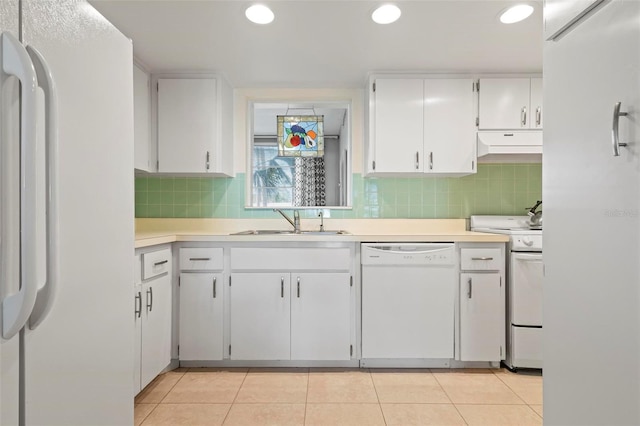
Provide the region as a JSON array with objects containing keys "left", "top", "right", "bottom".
[{"left": 512, "top": 253, "right": 543, "bottom": 261}]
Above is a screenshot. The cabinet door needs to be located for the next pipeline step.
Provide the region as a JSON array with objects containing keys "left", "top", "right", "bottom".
[
  {"left": 362, "top": 265, "right": 455, "bottom": 359},
  {"left": 478, "top": 78, "right": 531, "bottom": 129},
  {"left": 373, "top": 79, "right": 424, "bottom": 173},
  {"left": 133, "top": 285, "right": 142, "bottom": 394},
  {"left": 141, "top": 274, "right": 172, "bottom": 388},
  {"left": 179, "top": 273, "right": 224, "bottom": 361},
  {"left": 424, "top": 79, "right": 476, "bottom": 174},
  {"left": 157, "top": 78, "right": 217, "bottom": 173},
  {"left": 459, "top": 273, "right": 502, "bottom": 361},
  {"left": 529, "top": 78, "right": 543, "bottom": 129},
  {"left": 290, "top": 273, "right": 351, "bottom": 360},
  {"left": 229, "top": 273, "right": 290, "bottom": 360},
  {"left": 133, "top": 64, "right": 151, "bottom": 171}
]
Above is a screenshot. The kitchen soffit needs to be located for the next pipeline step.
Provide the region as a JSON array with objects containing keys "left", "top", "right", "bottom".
[{"left": 90, "top": 0, "right": 543, "bottom": 88}]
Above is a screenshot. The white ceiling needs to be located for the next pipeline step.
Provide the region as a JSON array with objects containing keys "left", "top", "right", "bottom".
[{"left": 90, "top": 0, "right": 543, "bottom": 88}]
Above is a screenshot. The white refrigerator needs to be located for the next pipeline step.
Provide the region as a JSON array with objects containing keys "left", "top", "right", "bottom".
[
  {"left": 0, "top": 0, "right": 134, "bottom": 424},
  {"left": 543, "top": 0, "right": 640, "bottom": 425}
]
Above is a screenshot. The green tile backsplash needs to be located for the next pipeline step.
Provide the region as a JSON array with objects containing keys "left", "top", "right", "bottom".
[{"left": 135, "top": 164, "right": 542, "bottom": 219}]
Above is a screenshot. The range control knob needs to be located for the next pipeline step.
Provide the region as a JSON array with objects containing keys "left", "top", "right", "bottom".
[{"left": 522, "top": 237, "right": 534, "bottom": 246}]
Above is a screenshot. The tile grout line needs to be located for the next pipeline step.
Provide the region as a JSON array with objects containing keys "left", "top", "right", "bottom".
[
  {"left": 304, "top": 368, "right": 310, "bottom": 425},
  {"left": 221, "top": 368, "right": 249, "bottom": 425},
  {"left": 136, "top": 403, "right": 158, "bottom": 426},
  {"left": 157, "top": 369, "right": 187, "bottom": 404},
  {"left": 490, "top": 369, "right": 533, "bottom": 406},
  {"left": 430, "top": 370, "right": 469, "bottom": 426},
  {"left": 366, "top": 369, "right": 388, "bottom": 426},
  {"left": 137, "top": 369, "right": 188, "bottom": 426}
]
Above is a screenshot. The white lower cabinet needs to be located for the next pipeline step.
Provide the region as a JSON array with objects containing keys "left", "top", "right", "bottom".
[
  {"left": 290, "top": 273, "right": 351, "bottom": 361},
  {"left": 229, "top": 273, "right": 291, "bottom": 360},
  {"left": 228, "top": 245, "right": 354, "bottom": 362},
  {"left": 135, "top": 247, "right": 173, "bottom": 392},
  {"left": 459, "top": 273, "right": 502, "bottom": 361},
  {"left": 140, "top": 274, "right": 172, "bottom": 387},
  {"left": 178, "top": 247, "right": 225, "bottom": 361},
  {"left": 179, "top": 273, "right": 224, "bottom": 360},
  {"left": 458, "top": 244, "right": 505, "bottom": 362},
  {"left": 229, "top": 272, "right": 352, "bottom": 361},
  {"left": 133, "top": 255, "right": 142, "bottom": 394}
]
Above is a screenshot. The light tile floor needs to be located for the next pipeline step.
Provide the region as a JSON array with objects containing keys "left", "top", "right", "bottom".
[{"left": 135, "top": 367, "right": 542, "bottom": 426}]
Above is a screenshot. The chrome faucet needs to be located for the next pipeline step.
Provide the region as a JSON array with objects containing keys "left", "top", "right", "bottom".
[{"left": 273, "top": 209, "right": 300, "bottom": 233}]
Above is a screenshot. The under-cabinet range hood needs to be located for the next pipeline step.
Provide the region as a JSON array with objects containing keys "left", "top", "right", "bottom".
[{"left": 477, "top": 131, "right": 542, "bottom": 163}]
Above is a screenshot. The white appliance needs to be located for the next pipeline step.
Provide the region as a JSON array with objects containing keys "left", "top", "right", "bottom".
[
  {"left": 1, "top": 1, "right": 134, "bottom": 424},
  {"left": 361, "top": 243, "right": 456, "bottom": 365},
  {"left": 471, "top": 216, "right": 543, "bottom": 371},
  {"left": 543, "top": 1, "right": 640, "bottom": 424}
]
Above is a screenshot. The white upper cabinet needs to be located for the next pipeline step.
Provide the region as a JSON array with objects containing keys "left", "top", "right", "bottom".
[
  {"left": 478, "top": 78, "right": 543, "bottom": 130},
  {"left": 530, "top": 78, "right": 543, "bottom": 129},
  {"left": 372, "top": 79, "right": 425, "bottom": 174},
  {"left": 133, "top": 63, "right": 152, "bottom": 171},
  {"left": 544, "top": 0, "right": 605, "bottom": 40},
  {"left": 367, "top": 76, "right": 476, "bottom": 176},
  {"left": 156, "top": 75, "right": 234, "bottom": 176},
  {"left": 424, "top": 79, "right": 476, "bottom": 174}
]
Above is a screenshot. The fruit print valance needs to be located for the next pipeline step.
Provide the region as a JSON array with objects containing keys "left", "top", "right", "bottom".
[{"left": 277, "top": 115, "right": 324, "bottom": 157}]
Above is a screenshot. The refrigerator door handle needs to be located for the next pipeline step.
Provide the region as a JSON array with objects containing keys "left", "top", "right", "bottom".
[
  {"left": 1, "top": 32, "right": 39, "bottom": 339},
  {"left": 26, "top": 45, "right": 59, "bottom": 329}
]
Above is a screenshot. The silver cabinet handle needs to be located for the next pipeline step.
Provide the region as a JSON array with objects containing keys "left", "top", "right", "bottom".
[
  {"left": 536, "top": 106, "right": 541, "bottom": 127},
  {"left": 146, "top": 287, "right": 153, "bottom": 312},
  {"left": 429, "top": 152, "right": 433, "bottom": 170},
  {"left": 467, "top": 278, "right": 472, "bottom": 299},
  {"left": 521, "top": 106, "right": 527, "bottom": 127},
  {"left": 471, "top": 257, "right": 494, "bottom": 261},
  {"left": 281, "top": 276, "right": 284, "bottom": 298},
  {"left": 612, "top": 102, "right": 629, "bottom": 157},
  {"left": 190, "top": 257, "right": 211, "bottom": 261},
  {"left": 213, "top": 277, "right": 217, "bottom": 298},
  {"left": 206, "top": 151, "right": 210, "bottom": 170},
  {"left": 415, "top": 152, "right": 419, "bottom": 170},
  {"left": 135, "top": 291, "right": 142, "bottom": 318},
  {"left": 154, "top": 260, "right": 168, "bottom": 266},
  {"left": 297, "top": 277, "right": 300, "bottom": 298}
]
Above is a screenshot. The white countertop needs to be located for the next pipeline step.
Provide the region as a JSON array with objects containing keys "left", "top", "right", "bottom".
[{"left": 135, "top": 218, "right": 509, "bottom": 249}]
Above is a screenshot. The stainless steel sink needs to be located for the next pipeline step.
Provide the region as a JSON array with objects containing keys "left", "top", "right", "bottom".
[{"left": 230, "top": 229, "right": 350, "bottom": 235}]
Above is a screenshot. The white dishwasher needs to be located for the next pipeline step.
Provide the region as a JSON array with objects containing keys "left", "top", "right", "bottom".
[{"left": 361, "top": 243, "right": 456, "bottom": 363}]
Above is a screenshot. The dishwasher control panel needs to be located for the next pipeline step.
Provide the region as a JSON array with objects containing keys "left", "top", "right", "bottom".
[{"left": 361, "top": 243, "right": 456, "bottom": 266}]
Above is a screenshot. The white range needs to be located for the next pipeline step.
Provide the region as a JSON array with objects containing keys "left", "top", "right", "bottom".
[{"left": 471, "top": 215, "right": 543, "bottom": 371}]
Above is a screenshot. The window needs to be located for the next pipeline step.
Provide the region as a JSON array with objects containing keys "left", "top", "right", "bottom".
[{"left": 252, "top": 140, "right": 295, "bottom": 207}]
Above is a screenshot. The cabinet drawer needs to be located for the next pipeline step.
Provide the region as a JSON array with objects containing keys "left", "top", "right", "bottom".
[
  {"left": 179, "top": 248, "right": 223, "bottom": 271},
  {"left": 460, "top": 248, "right": 502, "bottom": 271},
  {"left": 142, "top": 248, "right": 172, "bottom": 280},
  {"left": 230, "top": 248, "right": 351, "bottom": 271}
]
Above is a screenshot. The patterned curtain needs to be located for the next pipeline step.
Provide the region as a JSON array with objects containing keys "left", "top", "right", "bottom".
[{"left": 293, "top": 157, "right": 326, "bottom": 206}]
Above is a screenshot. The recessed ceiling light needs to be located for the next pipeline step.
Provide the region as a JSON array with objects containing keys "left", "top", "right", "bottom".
[
  {"left": 499, "top": 4, "right": 534, "bottom": 24},
  {"left": 372, "top": 4, "right": 401, "bottom": 24},
  {"left": 245, "top": 4, "right": 274, "bottom": 25}
]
